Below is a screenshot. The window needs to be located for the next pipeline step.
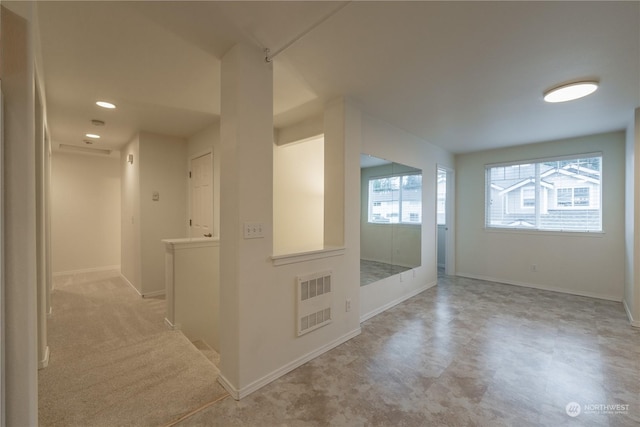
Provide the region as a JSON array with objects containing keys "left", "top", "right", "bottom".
[
  {"left": 557, "top": 187, "right": 590, "bottom": 207},
  {"left": 368, "top": 173, "right": 422, "bottom": 224},
  {"left": 521, "top": 186, "right": 535, "bottom": 208},
  {"left": 485, "top": 154, "right": 602, "bottom": 232},
  {"left": 437, "top": 168, "right": 446, "bottom": 225}
]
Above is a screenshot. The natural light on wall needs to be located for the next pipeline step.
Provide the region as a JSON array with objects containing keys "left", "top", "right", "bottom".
[{"left": 273, "top": 135, "right": 324, "bottom": 255}]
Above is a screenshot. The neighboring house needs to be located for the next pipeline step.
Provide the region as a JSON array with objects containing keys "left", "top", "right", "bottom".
[{"left": 489, "top": 161, "right": 601, "bottom": 231}]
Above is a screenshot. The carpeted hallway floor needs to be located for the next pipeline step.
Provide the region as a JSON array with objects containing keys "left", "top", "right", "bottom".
[{"left": 39, "top": 270, "right": 228, "bottom": 427}]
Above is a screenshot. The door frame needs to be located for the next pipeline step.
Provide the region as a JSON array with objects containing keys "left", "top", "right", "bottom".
[
  {"left": 436, "top": 165, "right": 456, "bottom": 276},
  {"left": 188, "top": 150, "right": 214, "bottom": 238}
]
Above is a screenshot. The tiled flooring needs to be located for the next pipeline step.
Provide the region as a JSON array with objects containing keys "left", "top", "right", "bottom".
[
  {"left": 179, "top": 274, "right": 639, "bottom": 426},
  {"left": 360, "top": 259, "right": 412, "bottom": 286}
]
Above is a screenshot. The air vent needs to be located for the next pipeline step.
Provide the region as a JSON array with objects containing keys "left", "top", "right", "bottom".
[
  {"left": 59, "top": 144, "right": 111, "bottom": 156},
  {"left": 296, "top": 271, "right": 332, "bottom": 336}
]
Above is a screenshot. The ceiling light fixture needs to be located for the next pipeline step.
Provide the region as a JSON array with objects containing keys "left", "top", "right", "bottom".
[
  {"left": 96, "top": 101, "right": 116, "bottom": 109},
  {"left": 543, "top": 80, "right": 599, "bottom": 103},
  {"left": 85, "top": 133, "right": 100, "bottom": 139}
]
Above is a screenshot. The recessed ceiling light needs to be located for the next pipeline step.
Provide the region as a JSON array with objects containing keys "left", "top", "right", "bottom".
[
  {"left": 96, "top": 101, "right": 116, "bottom": 109},
  {"left": 85, "top": 133, "right": 101, "bottom": 139},
  {"left": 543, "top": 81, "right": 599, "bottom": 103}
]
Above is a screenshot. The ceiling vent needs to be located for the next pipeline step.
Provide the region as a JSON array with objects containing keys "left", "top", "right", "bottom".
[{"left": 59, "top": 144, "right": 111, "bottom": 156}]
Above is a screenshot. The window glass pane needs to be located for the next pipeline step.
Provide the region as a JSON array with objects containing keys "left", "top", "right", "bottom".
[
  {"left": 437, "top": 169, "right": 446, "bottom": 225},
  {"left": 368, "top": 174, "right": 422, "bottom": 224},
  {"left": 486, "top": 155, "right": 601, "bottom": 232}
]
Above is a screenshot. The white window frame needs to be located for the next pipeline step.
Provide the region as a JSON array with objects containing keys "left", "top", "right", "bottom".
[
  {"left": 520, "top": 186, "right": 535, "bottom": 209},
  {"left": 485, "top": 153, "right": 602, "bottom": 233}
]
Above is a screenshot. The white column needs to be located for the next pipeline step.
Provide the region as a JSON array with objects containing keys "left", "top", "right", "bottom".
[
  {"left": 1, "top": 5, "right": 39, "bottom": 425},
  {"left": 218, "top": 43, "right": 274, "bottom": 394}
]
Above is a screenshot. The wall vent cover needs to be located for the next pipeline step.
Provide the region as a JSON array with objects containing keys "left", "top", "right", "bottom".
[{"left": 296, "top": 271, "right": 332, "bottom": 336}]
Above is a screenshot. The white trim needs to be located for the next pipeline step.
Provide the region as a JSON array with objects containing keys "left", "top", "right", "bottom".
[
  {"left": 52, "top": 265, "right": 120, "bottom": 277},
  {"left": 164, "top": 318, "right": 180, "bottom": 330},
  {"left": 623, "top": 299, "right": 640, "bottom": 328},
  {"left": 218, "top": 327, "right": 361, "bottom": 400},
  {"left": 0, "top": 81, "right": 5, "bottom": 427},
  {"left": 38, "top": 346, "right": 49, "bottom": 369},
  {"left": 456, "top": 272, "right": 622, "bottom": 302},
  {"left": 142, "top": 290, "right": 165, "bottom": 298},
  {"left": 120, "top": 273, "right": 164, "bottom": 298},
  {"left": 162, "top": 237, "right": 219, "bottom": 250},
  {"left": 271, "top": 247, "right": 346, "bottom": 266},
  {"left": 485, "top": 151, "right": 603, "bottom": 168},
  {"left": 188, "top": 150, "right": 214, "bottom": 238},
  {"left": 360, "top": 280, "right": 436, "bottom": 323},
  {"left": 120, "top": 273, "right": 141, "bottom": 296}
]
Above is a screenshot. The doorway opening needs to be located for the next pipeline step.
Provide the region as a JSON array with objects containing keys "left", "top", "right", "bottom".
[
  {"left": 190, "top": 151, "right": 214, "bottom": 238},
  {"left": 436, "top": 166, "right": 455, "bottom": 276}
]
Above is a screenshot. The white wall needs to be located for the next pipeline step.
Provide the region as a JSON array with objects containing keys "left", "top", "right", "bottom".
[
  {"left": 121, "top": 132, "right": 187, "bottom": 296},
  {"left": 456, "top": 131, "right": 626, "bottom": 301},
  {"left": 139, "top": 132, "right": 188, "bottom": 296},
  {"left": 273, "top": 136, "right": 324, "bottom": 255},
  {"left": 359, "top": 113, "right": 455, "bottom": 320},
  {"left": 218, "top": 45, "right": 362, "bottom": 400},
  {"left": 51, "top": 152, "right": 121, "bottom": 273},
  {"left": 188, "top": 122, "right": 221, "bottom": 238},
  {"left": 1, "top": 3, "right": 39, "bottom": 424},
  {"left": 625, "top": 108, "right": 640, "bottom": 325}
]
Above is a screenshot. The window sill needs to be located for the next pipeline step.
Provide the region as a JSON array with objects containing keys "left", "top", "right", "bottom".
[
  {"left": 271, "top": 246, "right": 346, "bottom": 266},
  {"left": 484, "top": 227, "right": 604, "bottom": 237}
]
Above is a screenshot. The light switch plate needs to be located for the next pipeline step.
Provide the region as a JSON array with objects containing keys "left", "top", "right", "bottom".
[{"left": 244, "top": 222, "right": 264, "bottom": 239}]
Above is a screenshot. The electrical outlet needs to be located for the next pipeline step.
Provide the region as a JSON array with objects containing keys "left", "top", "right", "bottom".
[
  {"left": 244, "top": 222, "right": 264, "bottom": 239},
  {"left": 345, "top": 298, "right": 351, "bottom": 312}
]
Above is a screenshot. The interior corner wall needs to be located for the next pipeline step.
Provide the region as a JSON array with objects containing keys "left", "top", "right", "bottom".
[
  {"left": 359, "top": 113, "right": 454, "bottom": 321},
  {"left": 188, "top": 122, "right": 220, "bottom": 238},
  {"left": 456, "top": 131, "right": 626, "bottom": 301},
  {"left": 139, "top": 132, "right": 188, "bottom": 296},
  {"left": 51, "top": 152, "right": 121, "bottom": 274},
  {"left": 625, "top": 108, "right": 640, "bottom": 326},
  {"left": 121, "top": 136, "right": 141, "bottom": 292}
]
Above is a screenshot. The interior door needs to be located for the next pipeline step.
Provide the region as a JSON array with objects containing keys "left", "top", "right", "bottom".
[{"left": 190, "top": 152, "right": 213, "bottom": 238}]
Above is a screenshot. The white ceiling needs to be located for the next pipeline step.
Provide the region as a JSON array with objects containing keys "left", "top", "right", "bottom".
[{"left": 36, "top": 1, "right": 639, "bottom": 154}]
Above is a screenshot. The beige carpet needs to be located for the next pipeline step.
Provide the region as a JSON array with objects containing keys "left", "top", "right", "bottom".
[{"left": 39, "top": 271, "right": 228, "bottom": 427}]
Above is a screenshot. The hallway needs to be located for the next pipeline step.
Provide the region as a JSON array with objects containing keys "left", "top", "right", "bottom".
[{"left": 38, "top": 270, "right": 227, "bottom": 426}]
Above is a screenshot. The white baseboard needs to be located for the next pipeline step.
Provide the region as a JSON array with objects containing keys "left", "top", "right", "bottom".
[
  {"left": 623, "top": 299, "right": 640, "bottom": 328},
  {"left": 456, "top": 272, "right": 622, "bottom": 302},
  {"left": 164, "top": 318, "right": 181, "bottom": 330},
  {"left": 120, "top": 274, "right": 142, "bottom": 296},
  {"left": 360, "top": 280, "right": 437, "bottom": 323},
  {"left": 53, "top": 265, "right": 120, "bottom": 277},
  {"left": 119, "top": 273, "right": 164, "bottom": 298},
  {"left": 39, "top": 346, "right": 50, "bottom": 369},
  {"left": 218, "top": 327, "right": 362, "bottom": 400},
  {"left": 142, "top": 290, "right": 165, "bottom": 298}
]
